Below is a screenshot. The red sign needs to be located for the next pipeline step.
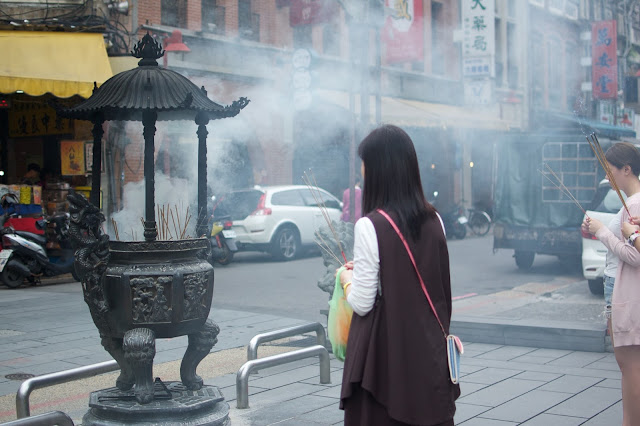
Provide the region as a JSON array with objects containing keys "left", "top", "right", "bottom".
[
  {"left": 382, "top": 0, "right": 424, "bottom": 64},
  {"left": 290, "top": 0, "right": 339, "bottom": 27},
  {"left": 591, "top": 20, "right": 618, "bottom": 100}
]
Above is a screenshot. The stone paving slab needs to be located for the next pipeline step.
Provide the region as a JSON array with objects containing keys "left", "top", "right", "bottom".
[{"left": 0, "top": 281, "right": 626, "bottom": 425}]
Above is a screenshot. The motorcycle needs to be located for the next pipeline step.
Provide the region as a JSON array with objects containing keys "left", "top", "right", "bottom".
[
  {"left": 430, "top": 192, "right": 468, "bottom": 240},
  {"left": 0, "top": 194, "right": 77, "bottom": 288},
  {"left": 208, "top": 214, "right": 238, "bottom": 266}
]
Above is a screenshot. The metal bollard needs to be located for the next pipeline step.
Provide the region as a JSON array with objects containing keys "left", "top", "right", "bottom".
[
  {"left": 236, "top": 344, "right": 330, "bottom": 409},
  {"left": 16, "top": 360, "right": 118, "bottom": 419},
  {"left": 1, "top": 411, "right": 74, "bottom": 426},
  {"left": 247, "top": 322, "right": 327, "bottom": 373}
]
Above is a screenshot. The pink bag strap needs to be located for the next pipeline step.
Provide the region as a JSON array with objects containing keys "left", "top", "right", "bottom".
[{"left": 377, "top": 209, "right": 448, "bottom": 339}]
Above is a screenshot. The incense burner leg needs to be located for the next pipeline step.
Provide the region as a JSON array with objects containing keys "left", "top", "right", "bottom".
[
  {"left": 123, "top": 327, "right": 156, "bottom": 404},
  {"left": 180, "top": 319, "right": 219, "bottom": 390},
  {"left": 101, "top": 336, "right": 135, "bottom": 391}
]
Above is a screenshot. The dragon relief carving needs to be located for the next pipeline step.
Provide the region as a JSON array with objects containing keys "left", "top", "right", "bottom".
[
  {"left": 67, "top": 192, "right": 111, "bottom": 328},
  {"left": 316, "top": 220, "right": 354, "bottom": 298}
]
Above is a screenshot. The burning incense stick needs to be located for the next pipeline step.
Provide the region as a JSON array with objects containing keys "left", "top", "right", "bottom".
[
  {"left": 302, "top": 170, "right": 347, "bottom": 263},
  {"left": 586, "top": 133, "right": 631, "bottom": 217},
  {"left": 538, "top": 164, "right": 589, "bottom": 217}
]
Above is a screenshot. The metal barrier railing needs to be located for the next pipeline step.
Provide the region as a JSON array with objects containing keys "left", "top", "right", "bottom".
[
  {"left": 247, "top": 322, "right": 327, "bottom": 373},
  {"left": 2, "top": 411, "right": 74, "bottom": 426},
  {"left": 15, "top": 360, "right": 118, "bottom": 419},
  {"left": 1, "top": 411, "right": 74, "bottom": 426},
  {"left": 236, "top": 345, "right": 330, "bottom": 409}
]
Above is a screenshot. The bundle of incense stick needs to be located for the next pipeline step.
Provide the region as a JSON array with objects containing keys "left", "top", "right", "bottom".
[
  {"left": 586, "top": 133, "right": 631, "bottom": 217},
  {"left": 538, "top": 163, "right": 589, "bottom": 218},
  {"left": 302, "top": 169, "right": 347, "bottom": 264}
]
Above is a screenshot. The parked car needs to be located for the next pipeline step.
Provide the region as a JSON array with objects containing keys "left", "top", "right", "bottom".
[
  {"left": 581, "top": 179, "right": 625, "bottom": 295},
  {"left": 212, "top": 185, "right": 342, "bottom": 261}
]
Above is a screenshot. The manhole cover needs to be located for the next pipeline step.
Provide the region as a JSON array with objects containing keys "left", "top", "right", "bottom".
[{"left": 5, "top": 373, "right": 35, "bottom": 381}]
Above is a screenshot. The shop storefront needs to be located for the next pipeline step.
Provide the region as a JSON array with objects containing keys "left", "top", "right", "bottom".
[{"left": 0, "top": 30, "right": 113, "bottom": 216}]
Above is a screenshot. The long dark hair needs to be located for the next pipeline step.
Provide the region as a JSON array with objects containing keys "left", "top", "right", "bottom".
[{"left": 358, "top": 125, "right": 436, "bottom": 241}]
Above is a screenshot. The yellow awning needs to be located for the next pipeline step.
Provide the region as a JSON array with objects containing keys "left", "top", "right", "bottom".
[
  {"left": 0, "top": 31, "right": 113, "bottom": 99},
  {"left": 315, "top": 89, "right": 513, "bottom": 131}
]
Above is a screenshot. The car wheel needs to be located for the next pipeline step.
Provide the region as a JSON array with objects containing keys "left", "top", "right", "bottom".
[
  {"left": 588, "top": 279, "right": 604, "bottom": 296},
  {"left": 514, "top": 250, "right": 535, "bottom": 270},
  {"left": 271, "top": 226, "right": 300, "bottom": 261}
]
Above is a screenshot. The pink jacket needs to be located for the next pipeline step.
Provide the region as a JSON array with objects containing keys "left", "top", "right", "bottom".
[
  {"left": 341, "top": 186, "right": 362, "bottom": 222},
  {"left": 596, "top": 192, "right": 640, "bottom": 347}
]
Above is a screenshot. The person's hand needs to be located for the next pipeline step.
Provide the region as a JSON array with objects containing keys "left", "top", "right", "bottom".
[
  {"left": 622, "top": 221, "right": 640, "bottom": 240},
  {"left": 629, "top": 216, "right": 640, "bottom": 225},
  {"left": 334, "top": 261, "right": 353, "bottom": 277},
  {"left": 582, "top": 217, "right": 604, "bottom": 235},
  {"left": 339, "top": 268, "right": 353, "bottom": 286}
]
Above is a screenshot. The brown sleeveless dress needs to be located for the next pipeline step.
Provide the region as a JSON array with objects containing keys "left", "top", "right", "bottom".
[{"left": 340, "top": 211, "right": 460, "bottom": 425}]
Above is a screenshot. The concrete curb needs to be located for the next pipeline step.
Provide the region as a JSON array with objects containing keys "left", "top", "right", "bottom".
[{"left": 452, "top": 316, "right": 607, "bottom": 352}]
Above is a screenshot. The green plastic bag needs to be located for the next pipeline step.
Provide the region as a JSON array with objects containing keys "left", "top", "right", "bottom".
[{"left": 328, "top": 266, "right": 353, "bottom": 361}]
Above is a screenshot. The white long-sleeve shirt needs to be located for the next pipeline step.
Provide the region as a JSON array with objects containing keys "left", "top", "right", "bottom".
[{"left": 346, "top": 214, "right": 445, "bottom": 316}]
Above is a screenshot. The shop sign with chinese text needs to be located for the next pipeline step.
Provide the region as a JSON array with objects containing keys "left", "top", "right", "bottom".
[
  {"left": 462, "top": 0, "right": 495, "bottom": 57},
  {"left": 381, "top": 0, "right": 424, "bottom": 64},
  {"left": 9, "top": 100, "right": 72, "bottom": 138},
  {"left": 591, "top": 20, "right": 618, "bottom": 100}
]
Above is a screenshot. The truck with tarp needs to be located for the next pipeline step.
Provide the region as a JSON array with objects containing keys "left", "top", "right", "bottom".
[{"left": 492, "top": 117, "right": 636, "bottom": 270}]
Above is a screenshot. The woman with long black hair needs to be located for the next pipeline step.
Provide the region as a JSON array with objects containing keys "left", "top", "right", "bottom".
[{"left": 338, "top": 125, "right": 459, "bottom": 425}]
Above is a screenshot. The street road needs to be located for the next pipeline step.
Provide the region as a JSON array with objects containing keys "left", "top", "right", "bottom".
[{"left": 211, "top": 234, "right": 585, "bottom": 324}]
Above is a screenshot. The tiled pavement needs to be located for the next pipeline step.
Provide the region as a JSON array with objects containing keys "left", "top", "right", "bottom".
[{"left": 0, "top": 282, "right": 623, "bottom": 425}]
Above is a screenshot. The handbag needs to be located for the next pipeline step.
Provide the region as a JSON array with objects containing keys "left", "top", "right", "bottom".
[
  {"left": 377, "top": 209, "right": 464, "bottom": 384},
  {"left": 327, "top": 266, "right": 353, "bottom": 362}
]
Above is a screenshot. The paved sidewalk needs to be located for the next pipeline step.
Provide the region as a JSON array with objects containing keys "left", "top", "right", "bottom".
[{"left": 0, "top": 280, "right": 622, "bottom": 425}]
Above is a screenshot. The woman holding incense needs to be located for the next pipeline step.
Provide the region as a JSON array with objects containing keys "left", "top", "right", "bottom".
[
  {"left": 337, "top": 125, "right": 459, "bottom": 426},
  {"left": 582, "top": 142, "right": 640, "bottom": 426}
]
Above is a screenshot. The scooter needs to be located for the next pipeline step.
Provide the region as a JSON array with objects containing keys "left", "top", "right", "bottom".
[
  {"left": 430, "top": 192, "right": 468, "bottom": 240},
  {"left": 0, "top": 194, "right": 77, "bottom": 288},
  {"left": 208, "top": 214, "right": 238, "bottom": 266}
]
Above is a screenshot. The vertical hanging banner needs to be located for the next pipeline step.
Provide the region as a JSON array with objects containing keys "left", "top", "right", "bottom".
[
  {"left": 290, "top": 0, "right": 339, "bottom": 26},
  {"left": 592, "top": 20, "right": 618, "bottom": 100},
  {"left": 462, "top": 0, "right": 495, "bottom": 57},
  {"left": 382, "top": 0, "right": 424, "bottom": 64},
  {"left": 60, "top": 140, "right": 85, "bottom": 176}
]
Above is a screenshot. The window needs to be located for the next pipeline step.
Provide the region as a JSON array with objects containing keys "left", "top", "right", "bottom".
[
  {"left": 300, "top": 189, "right": 340, "bottom": 210},
  {"left": 239, "top": 0, "right": 259, "bottom": 41},
  {"left": 547, "top": 38, "right": 563, "bottom": 108},
  {"left": 531, "top": 32, "right": 545, "bottom": 108},
  {"left": 495, "top": 17, "right": 503, "bottom": 87},
  {"left": 323, "top": 23, "right": 340, "bottom": 56},
  {"left": 431, "top": 1, "right": 444, "bottom": 75},
  {"left": 202, "top": 0, "right": 225, "bottom": 34},
  {"left": 271, "top": 190, "right": 305, "bottom": 206},
  {"left": 507, "top": 22, "right": 518, "bottom": 89},
  {"left": 161, "top": 0, "right": 186, "bottom": 27},
  {"left": 294, "top": 26, "right": 312, "bottom": 49}
]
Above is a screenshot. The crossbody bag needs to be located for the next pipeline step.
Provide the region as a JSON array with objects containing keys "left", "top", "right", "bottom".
[{"left": 377, "top": 209, "right": 464, "bottom": 384}]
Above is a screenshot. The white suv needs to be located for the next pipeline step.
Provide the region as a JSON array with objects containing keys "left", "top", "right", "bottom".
[
  {"left": 212, "top": 185, "right": 342, "bottom": 260},
  {"left": 581, "top": 179, "right": 625, "bottom": 295}
]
